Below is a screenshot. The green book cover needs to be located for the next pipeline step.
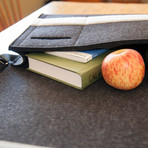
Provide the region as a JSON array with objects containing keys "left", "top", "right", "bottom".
[{"left": 26, "top": 50, "right": 111, "bottom": 90}]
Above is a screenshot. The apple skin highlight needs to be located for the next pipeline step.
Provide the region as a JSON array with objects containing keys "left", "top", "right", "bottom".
[{"left": 101, "top": 49, "right": 145, "bottom": 90}]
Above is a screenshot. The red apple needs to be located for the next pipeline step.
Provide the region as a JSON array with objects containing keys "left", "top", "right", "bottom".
[{"left": 101, "top": 49, "right": 145, "bottom": 90}]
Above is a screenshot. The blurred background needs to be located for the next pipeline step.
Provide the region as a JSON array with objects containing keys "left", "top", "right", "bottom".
[{"left": 0, "top": 0, "right": 148, "bottom": 32}]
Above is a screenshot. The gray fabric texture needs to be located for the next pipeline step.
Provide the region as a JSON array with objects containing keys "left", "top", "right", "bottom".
[
  {"left": 9, "top": 14, "right": 148, "bottom": 52},
  {"left": 0, "top": 66, "right": 148, "bottom": 148}
]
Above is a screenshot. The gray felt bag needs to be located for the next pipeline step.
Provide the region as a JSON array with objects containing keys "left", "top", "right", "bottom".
[{"left": 9, "top": 14, "right": 148, "bottom": 53}]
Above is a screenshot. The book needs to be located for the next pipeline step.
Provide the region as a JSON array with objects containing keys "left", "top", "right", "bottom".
[
  {"left": 26, "top": 50, "right": 111, "bottom": 90},
  {"left": 46, "top": 49, "right": 108, "bottom": 63}
]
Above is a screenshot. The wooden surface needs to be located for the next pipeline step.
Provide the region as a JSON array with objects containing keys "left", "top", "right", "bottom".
[
  {"left": 0, "top": 1, "right": 148, "bottom": 148},
  {"left": 47, "top": 1, "right": 148, "bottom": 14},
  {"left": 112, "top": 0, "right": 141, "bottom": 3},
  {"left": 63, "top": 0, "right": 102, "bottom": 2},
  {"left": 63, "top": 0, "right": 141, "bottom": 2}
]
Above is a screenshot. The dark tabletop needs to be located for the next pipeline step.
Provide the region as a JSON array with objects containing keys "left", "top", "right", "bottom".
[{"left": 0, "top": 65, "right": 148, "bottom": 148}]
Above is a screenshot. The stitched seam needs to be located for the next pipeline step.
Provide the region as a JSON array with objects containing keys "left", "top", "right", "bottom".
[{"left": 18, "top": 26, "right": 37, "bottom": 46}]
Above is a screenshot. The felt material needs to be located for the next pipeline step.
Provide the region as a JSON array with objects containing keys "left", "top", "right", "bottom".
[
  {"left": 32, "top": 15, "right": 148, "bottom": 26},
  {"left": 9, "top": 14, "right": 148, "bottom": 53},
  {"left": 0, "top": 66, "right": 148, "bottom": 148}
]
